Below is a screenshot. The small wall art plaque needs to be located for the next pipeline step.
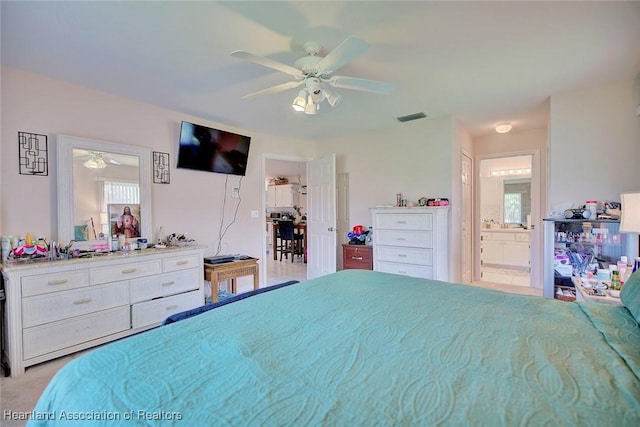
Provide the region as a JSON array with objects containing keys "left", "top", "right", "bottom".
[
  {"left": 153, "top": 151, "right": 170, "bottom": 184},
  {"left": 18, "top": 132, "right": 48, "bottom": 176}
]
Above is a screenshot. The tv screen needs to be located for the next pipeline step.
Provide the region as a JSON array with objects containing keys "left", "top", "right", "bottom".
[{"left": 177, "top": 121, "right": 251, "bottom": 176}]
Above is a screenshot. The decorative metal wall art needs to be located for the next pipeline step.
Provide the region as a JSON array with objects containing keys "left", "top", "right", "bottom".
[
  {"left": 153, "top": 151, "right": 170, "bottom": 184},
  {"left": 18, "top": 132, "right": 48, "bottom": 176}
]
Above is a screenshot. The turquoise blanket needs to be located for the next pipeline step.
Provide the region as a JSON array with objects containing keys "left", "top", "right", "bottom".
[{"left": 29, "top": 270, "right": 640, "bottom": 426}]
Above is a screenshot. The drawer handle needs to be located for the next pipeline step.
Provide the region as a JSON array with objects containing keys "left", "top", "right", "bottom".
[
  {"left": 166, "top": 305, "right": 179, "bottom": 311},
  {"left": 122, "top": 268, "right": 137, "bottom": 274},
  {"left": 398, "top": 271, "right": 408, "bottom": 275},
  {"left": 48, "top": 279, "right": 68, "bottom": 286},
  {"left": 73, "top": 297, "right": 92, "bottom": 305},
  {"left": 396, "top": 220, "right": 407, "bottom": 224},
  {"left": 351, "top": 256, "right": 364, "bottom": 260},
  {"left": 176, "top": 260, "right": 189, "bottom": 265},
  {"left": 396, "top": 237, "right": 407, "bottom": 241},
  {"left": 162, "top": 281, "right": 175, "bottom": 287},
  {"left": 397, "top": 254, "right": 408, "bottom": 258}
]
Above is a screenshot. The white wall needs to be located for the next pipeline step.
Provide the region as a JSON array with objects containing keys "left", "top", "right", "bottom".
[
  {"left": 549, "top": 78, "right": 640, "bottom": 212},
  {"left": 319, "top": 117, "right": 457, "bottom": 279},
  {"left": 320, "top": 117, "right": 453, "bottom": 226},
  {"left": 0, "top": 67, "right": 317, "bottom": 270}
]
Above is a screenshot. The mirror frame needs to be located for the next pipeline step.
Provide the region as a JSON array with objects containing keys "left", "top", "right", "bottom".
[{"left": 57, "top": 134, "right": 152, "bottom": 243}]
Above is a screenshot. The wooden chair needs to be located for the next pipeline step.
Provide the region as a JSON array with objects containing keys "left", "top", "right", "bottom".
[{"left": 278, "top": 220, "right": 303, "bottom": 262}]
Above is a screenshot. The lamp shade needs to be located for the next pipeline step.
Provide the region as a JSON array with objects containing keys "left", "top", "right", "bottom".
[
  {"left": 292, "top": 90, "right": 307, "bottom": 112},
  {"left": 620, "top": 192, "right": 640, "bottom": 233}
]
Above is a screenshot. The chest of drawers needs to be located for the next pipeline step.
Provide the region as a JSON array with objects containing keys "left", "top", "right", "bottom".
[
  {"left": 1, "top": 246, "right": 204, "bottom": 377},
  {"left": 371, "top": 207, "right": 449, "bottom": 281}
]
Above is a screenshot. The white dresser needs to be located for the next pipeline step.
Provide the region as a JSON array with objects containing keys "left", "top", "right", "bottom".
[
  {"left": 371, "top": 207, "right": 449, "bottom": 281},
  {"left": 1, "top": 246, "right": 205, "bottom": 377}
]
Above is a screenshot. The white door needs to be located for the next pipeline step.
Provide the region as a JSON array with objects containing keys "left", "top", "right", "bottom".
[
  {"left": 307, "top": 154, "right": 336, "bottom": 279},
  {"left": 461, "top": 153, "right": 472, "bottom": 283}
]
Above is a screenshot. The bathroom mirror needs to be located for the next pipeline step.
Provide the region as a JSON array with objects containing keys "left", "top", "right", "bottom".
[{"left": 57, "top": 134, "right": 152, "bottom": 243}]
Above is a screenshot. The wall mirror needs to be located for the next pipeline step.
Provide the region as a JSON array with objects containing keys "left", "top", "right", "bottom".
[{"left": 57, "top": 134, "right": 152, "bottom": 243}]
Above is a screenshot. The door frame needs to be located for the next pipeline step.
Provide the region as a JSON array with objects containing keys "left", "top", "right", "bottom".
[
  {"left": 261, "top": 153, "right": 311, "bottom": 286},
  {"left": 474, "top": 149, "right": 541, "bottom": 288}
]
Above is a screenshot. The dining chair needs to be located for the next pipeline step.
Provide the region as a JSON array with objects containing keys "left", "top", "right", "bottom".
[{"left": 278, "top": 220, "right": 303, "bottom": 262}]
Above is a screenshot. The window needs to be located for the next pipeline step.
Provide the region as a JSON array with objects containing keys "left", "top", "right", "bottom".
[
  {"left": 103, "top": 180, "right": 139, "bottom": 208},
  {"left": 504, "top": 192, "right": 522, "bottom": 224}
]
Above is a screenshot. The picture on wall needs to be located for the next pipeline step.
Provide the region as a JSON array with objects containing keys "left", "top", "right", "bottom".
[{"left": 108, "top": 204, "right": 141, "bottom": 238}]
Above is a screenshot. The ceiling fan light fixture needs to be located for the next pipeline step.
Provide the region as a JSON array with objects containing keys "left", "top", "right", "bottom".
[
  {"left": 304, "top": 99, "right": 318, "bottom": 115},
  {"left": 324, "top": 89, "right": 341, "bottom": 107},
  {"left": 495, "top": 122, "right": 513, "bottom": 134},
  {"left": 291, "top": 90, "right": 307, "bottom": 112},
  {"left": 83, "top": 155, "right": 108, "bottom": 169}
]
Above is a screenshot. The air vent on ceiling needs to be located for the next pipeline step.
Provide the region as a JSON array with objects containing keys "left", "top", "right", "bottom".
[{"left": 396, "top": 112, "right": 427, "bottom": 123}]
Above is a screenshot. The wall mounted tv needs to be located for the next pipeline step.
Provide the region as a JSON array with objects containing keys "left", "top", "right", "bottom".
[{"left": 177, "top": 121, "right": 251, "bottom": 176}]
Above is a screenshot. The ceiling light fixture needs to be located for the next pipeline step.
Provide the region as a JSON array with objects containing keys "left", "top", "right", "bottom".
[{"left": 495, "top": 122, "right": 513, "bottom": 134}]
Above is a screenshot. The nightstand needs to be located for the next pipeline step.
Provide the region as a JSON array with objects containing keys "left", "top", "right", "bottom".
[{"left": 342, "top": 244, "right": 373, "bottom": 270}]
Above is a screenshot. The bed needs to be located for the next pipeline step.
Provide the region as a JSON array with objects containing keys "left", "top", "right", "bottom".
[{"left": 29, "top": 269, "right": 640, "bottom": 426}]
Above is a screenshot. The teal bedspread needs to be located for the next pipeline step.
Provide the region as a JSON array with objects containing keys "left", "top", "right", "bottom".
[{"left": 29, "top": 270, "right": 640, "bottom": 426}]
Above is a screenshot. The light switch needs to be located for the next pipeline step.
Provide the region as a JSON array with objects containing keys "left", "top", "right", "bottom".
[
  {"left": 250, "top": 210, "right": 259, "bottom": 218},
  {"left": 232, "top": 187, "right": 240, "bottom": 198}
]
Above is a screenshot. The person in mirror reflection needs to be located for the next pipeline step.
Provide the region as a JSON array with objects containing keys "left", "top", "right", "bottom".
[{"left": 114, "top": 206, "right": 140, "bottom": 238}]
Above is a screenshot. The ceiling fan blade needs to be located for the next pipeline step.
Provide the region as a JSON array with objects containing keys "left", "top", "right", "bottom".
[
  {"left": 315, "top": 35, "right": 370, "bottom": 75},
  {"left": 327, "top": 76, "right": 393, "bottom": 94},
  {"left": 242, "top": 80, "right": 303, "bottom": 100},
  {"left": 231, "top": 50, "right": 304, "bottom": 79}
]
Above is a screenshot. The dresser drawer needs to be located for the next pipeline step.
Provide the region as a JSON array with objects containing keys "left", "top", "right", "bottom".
[
  {"left": 375, "top": 213, "right": 432, "bottom": 231},
  {"left": 23, "top": 305, "right": 130, "bottom": 360},
  {"left": 343, "top": 245, "right": 373, "bottom": 270},
  {"left": 375, "top": 261, "right": 433, "bottom": 279},
  {"left": 376, "top": 230, "right": 433, "bottom": 248},
  {"left": 130, "top": 268, "right": 200, "bottom": 303},
  {"left": 162, "top": 254, "right": 201, "bottom": 272},
  {"left": 91, "top": 259, "right": 162, "bottom": 284},
  {"left": 376, "top": 246, "right": 433, "bottom": 266},
  {"left": 131, "top": 290, "right": 203, "bottom": 329},
  {"left": 22, "top": 281, "right": 129, "bottom": 328},
  {"left": 22, "top": 270, "right": 90, "bottom": 297}
]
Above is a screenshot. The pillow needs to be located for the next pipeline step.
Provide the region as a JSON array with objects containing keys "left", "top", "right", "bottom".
[{"left": 621, "top": 270, "right": 640, "bottom": 323}]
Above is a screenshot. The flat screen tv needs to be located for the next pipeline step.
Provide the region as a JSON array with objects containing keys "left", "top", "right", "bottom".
[{"left": 177, "top": 121, "right": 251, "bottom": 176}]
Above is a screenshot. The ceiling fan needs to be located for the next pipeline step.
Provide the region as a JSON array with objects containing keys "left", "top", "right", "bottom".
[
  {"left": 74, "top": 150, "right": 121, "bottom": 169},
  {"left": 230, "top": 35, "right": 393, "bottom": 114}
]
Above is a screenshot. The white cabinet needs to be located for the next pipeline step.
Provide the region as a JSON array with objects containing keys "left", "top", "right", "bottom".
[
  {"left": 1, "top": 246, "right": 205, "bottom": 377},
  {"left": 480, "top": 230, "right": 530, "bottom": 286},
  {"left": 267, "top": 184, "right": 300, "bottom": 208},
  {"left": 371, "top": 207, "right": 449, "bottom": 281},
  {"left": 480, "top": 231, "right": 530, "bottom": 268}
]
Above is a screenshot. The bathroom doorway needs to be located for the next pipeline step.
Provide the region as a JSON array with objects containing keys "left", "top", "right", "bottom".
[{"left": 477, "top": 154, "right": 535, "bottom": 287}]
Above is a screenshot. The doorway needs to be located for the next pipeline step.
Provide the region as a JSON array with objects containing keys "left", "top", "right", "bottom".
[
  {"left": 477, "top": 154, "right": 535, "bottom": 287},
  {"left": 264, "top": 157, "right": 308, "bottom": 286}
]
